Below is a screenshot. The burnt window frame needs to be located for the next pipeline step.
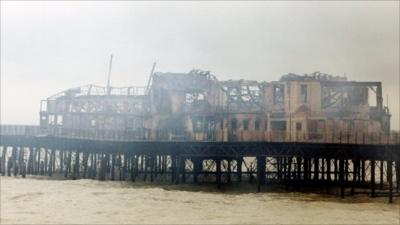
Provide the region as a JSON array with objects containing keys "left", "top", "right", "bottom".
[
  {"left": 296, "top": 122, "right": 302, "bottom": 131},
  {"left": 243, "top": 119, "right": 250, "bottom": 131},
  {"left": 231, "top": 118, "right": 238, "bottom": 130},
  {"left": 300, "top": 84, "right": 308, "bottom": 103},
  {"left": 255, "top": 119, "right": 261, "bottom": 130},
  {"left": 273, "top": 84, "right": 285, "bottom": 105}
]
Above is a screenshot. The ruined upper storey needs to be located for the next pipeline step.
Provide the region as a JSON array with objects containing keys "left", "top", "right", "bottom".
[{"left": 39, "top": 69, "right": 391, "bottom": 141}]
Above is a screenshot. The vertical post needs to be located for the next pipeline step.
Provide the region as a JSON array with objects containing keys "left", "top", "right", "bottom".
[
  {"left": 304, "top": 158, "right": 309, "bottom": 181},
  {"left": 237, "top": 157, "right": 243, "bottom": 182},
  {"left": 37, "top": 148, "right": 41, "bottom": 175},
  {"left": 324, "top": 158, "right": 330, "bottom": 194},
  {"left": 380, "top": 160, "right": 384, "bottom": 189},
  {"left": 88, "top": 153, "right": 94, "bottom": 178},
  {"left": 296, "top": 157, "right": 302, "bottom": 181},
  {"left": 175, "top": 156, "right": 180, "bottom": 185},
  {"left": 339, "top": 158, "right": 345, "bottom": 198},
  {"left": 44, "top": 149, "right": 48, "bottom": 174},
  {"left": 143, "top": 155, "right": 148, "bottom": 181},
  {"left": 388, "top": 160, "right": 393, "bottom": 203},
  {"left": 18, "top": 147, "right": 24, "bottom": 176},
  {"left": 171, "top": 155, "right": 176, "bottom": 183},
  {"left": 326, "top": 158, "right": 331, "bottom": 183},
  {"left": 111, "top": 154, "right": 115, "bottom": 181},
  {"left": 150, "top": 155, "right": 154, "bottom": 182},
  {"left": 287, "top": 157, "right": 292, "bottom": 180},
  {"left": 321, "top": 158, "right": 325, "bottom": 181},
  {"left": 130, "top": 154, "right": 135, "bottom": 182},
  {"left": 60, "top": 150, "right": 64, "bottom": 174},
  {"left": 123, "top": 154, "right": 127, "bottom": 181},
  {"left": 314, "top": 158, "right": 319, "bottom": 180},
  {"left": 34, "top": 148, "right": 39, "bottom": 175},
  {"left": 163, "top": 155, "right": 167, "bottom": 174},
  {"left": 227, "top": 160, "right": 231, "bottom": 183},
  {"left": 334, "top": 159, "right": 338, "bottom": 181},
  {"left": 93, "top": 153, "right": 98, "bottom": 179},
  {"left": 134, "top": 155, "right": 139, "bottom": 181},
  {"left": 345, "top": 160, "right": 349, "bottom": 182},
  {"left": 72, "top": 151, "right": 80, "bottom": 180},
  {"left": 12, "top": 147, "right": 17, "bottom": 176},
  {"left": 99, "top": 154, "right": 106, "bottom": 181},
  {"left": 154, "top": 155, "right": 162, "bottom": 178},
  {"left": 21, "top": 162, "right": 26, "bottom": 178},
  {"left": 7, "top": 156, "right": 12, "bottom": 176},
  {"left": 1, "top": 146, "right": 6, "bottom": 175},
  {"left": 48, "top": 149, "right": 55, "bottom": 176},
  {"left": 257, "top": 156, "right": 266, "bottom": 192},
  {"left": 396, "top": 161, "right": 400, "bottom": 192},
  {"left": 64, "top": 151, "right": 71, "bottom": 178},
  {"left": 216, "top": 158, "right": 221, "bottom": 189},
  {"left": 361, "top": 160, "right": 365, "bottom": 185},
  {"left": 82, "top": 153, "right": 88, "bottom": 178},
  {"left": 28, "top": 147, "right": 34, "bottom": 175},
  {"left": 308, "top": 158, "right": 312, "bottom": 181},
  {"left": 351, "top": 160, "right": 357, "bottom": 195},
  {"left": 371, "top": 160, "right": 376, "bottom": 197},
  {"left": 140, "top": 155, "right": 144, "bottom": 175},
  {"left": 117, "top": 155, "right": 122, "bottom": 181},
  {"left": 282, "top": 157, "right": 287, "bottom": 181},
  {"left": 51, "top": 149, "right": 56, "bottom": 174},
  {"left": 40, "top": 161, "right": 44, "bottom": 175},
  {"left": 180, "top": 157, "right": 186, "bottom": 183},
  {"left": 193, "top": 157, "right": 200, "bottom": 184}
]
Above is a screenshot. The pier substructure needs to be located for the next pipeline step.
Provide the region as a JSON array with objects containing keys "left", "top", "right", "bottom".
[{"left": 0, "top": 135, "right": 399, "bottom": 203}]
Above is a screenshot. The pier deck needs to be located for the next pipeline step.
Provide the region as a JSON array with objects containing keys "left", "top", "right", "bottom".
[{"left": 1, "top": 133, "right": 399, "bottom": 203}]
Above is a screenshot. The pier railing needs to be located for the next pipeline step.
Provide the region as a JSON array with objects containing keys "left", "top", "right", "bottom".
[
  {"left": 1, "top": 125, "right": 399, "bottom": 144},
  {"left": 0, "top": 125, "right": 43, "bottom": 136}
]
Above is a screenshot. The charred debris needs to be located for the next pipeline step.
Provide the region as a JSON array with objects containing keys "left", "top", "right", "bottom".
[{"left": 39, "top": 70, "right": 391, "bottom": 141}]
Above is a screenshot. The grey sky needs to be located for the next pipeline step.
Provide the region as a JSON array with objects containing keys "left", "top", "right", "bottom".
[{"left": 1, "top": 1, "right": 399, "bottom": 130}]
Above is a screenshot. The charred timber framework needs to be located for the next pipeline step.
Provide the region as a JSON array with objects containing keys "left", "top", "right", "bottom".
[
  {"left": 38, "top": 71, "right": 392, "bottom": 143},
  {"left": 1, "top": 135, "right": 399, "bottom": 203}
]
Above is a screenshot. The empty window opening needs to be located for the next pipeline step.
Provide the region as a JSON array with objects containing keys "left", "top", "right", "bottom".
[
  {"left": 349, "top": 87, "right": 368, "bottom": 105},
  {"left": 273, "top": 85, "right": 284, "bottom": 104},
  {"left": 40, "top": 100, "right": 47, "bottom": 112},
  {"left": 186, "top": 92, "right": 206, "bottom": 107},
  {"left": 368, "top": 87, "right": 377, "bottom": 107},
  {"left": 56, "top": 115, "right": 63, "bottom": 125},
  {"left": 243, "top": 119, "right": 250, "bottom": 131},
  {"left": 90, "top": 119, "right": 96, "bottom": 127},
  {"left": 255, "top": 119, "right": 261, "bottom": 130},
  {"left": 296, "top": 122, "right": 302, "bottom": 131},
  {"left": 271, "top": 121, "right": 286, "bottom": 131},
  {"left": 231, "top": 118, "right": 238, "bottom": 130},
  {"left": 309, "top": 120, "right": 318, "bottom": 134},
  {"left": 300, "top": 84, "right": 308, "bottom": 103},
  {"left": 229, "top": 88, "right": 239, "bottom": 101},
  {"left": 249, "top": 86, "right": 261, "bottom": 97},
  {"left": 48, "top": 115, "right": 55, "bottom": 125}
]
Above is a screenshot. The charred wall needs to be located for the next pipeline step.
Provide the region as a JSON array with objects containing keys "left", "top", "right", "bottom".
[{"left": 40, "top": 71, "right": 391, "bottom": 141}]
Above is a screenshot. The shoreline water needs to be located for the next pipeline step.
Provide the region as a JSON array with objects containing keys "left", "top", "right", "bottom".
[{"left": 1, "top": 176, "right": 399, "bottom": 224}]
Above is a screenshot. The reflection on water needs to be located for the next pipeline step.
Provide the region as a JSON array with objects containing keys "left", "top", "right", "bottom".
[{"left": 1, "top": 176, "right": 398, "bottom": 224}]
